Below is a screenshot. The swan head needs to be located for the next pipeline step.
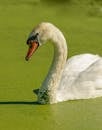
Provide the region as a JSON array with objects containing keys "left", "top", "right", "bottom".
[
  {"left": 25, "top": 22, "right": 66, "bottom": 61},
  {"left": 25, "top": 22, "right": 54, "bottom": 61}
]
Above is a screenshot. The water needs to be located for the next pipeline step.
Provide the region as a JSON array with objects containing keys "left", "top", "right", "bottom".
[{"left": 0, "top": 98, "right": 101, "bottom": 130}]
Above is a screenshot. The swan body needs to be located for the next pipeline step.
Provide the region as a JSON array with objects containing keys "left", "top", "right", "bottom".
[
  {"left": 57, "top": 54, "right": 102, "bottom": 102},
  {"left": 25, "top": 22, "right": 102, "bottom": 104}
]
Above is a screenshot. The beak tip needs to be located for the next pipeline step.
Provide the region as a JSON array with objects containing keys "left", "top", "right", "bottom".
[
  {"left": 25, "top": 56, "right": 29, "bottom": 61},
  {"left": 25, "top": 42, "right": 39, "bottom": 61}
]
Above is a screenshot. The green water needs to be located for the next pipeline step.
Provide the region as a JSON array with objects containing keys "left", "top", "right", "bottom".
[
  {"left": 0, "top": 0, "right": 102, "bottom": 129},
  {"left": 0, "top": 99, "right": 102, "bottom": 130}
]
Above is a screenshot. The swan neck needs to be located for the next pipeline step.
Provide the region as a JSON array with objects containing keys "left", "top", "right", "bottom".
[
  {"left": 37, "top": 23, "right": 68, "bottom": 104},
  {"left": 38, "top": 38, "right": 67, "bottom": 104}
]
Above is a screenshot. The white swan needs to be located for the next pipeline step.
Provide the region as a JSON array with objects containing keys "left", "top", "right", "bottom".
[{"left": 25, "top": 22, "right": 102, "bottom": 104}]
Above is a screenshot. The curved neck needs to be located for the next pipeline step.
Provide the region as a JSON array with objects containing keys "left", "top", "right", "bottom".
[
  {"left": 38, "top": 24, "right": 68, "bottom": 104},
  {"left": 38, "top": 39, "right": 67, "bottom": 104},
  {"left": 47, "top": 40, "right": 67, "bottom": 95}
]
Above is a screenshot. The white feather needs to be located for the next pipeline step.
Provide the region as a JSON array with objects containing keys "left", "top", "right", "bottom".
[{"left": 28, "top": 22, "right": 102, "bottom": 104}]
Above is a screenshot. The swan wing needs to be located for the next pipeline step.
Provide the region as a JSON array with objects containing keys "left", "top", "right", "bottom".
[
  {"left": 56, "top": 53, "right": 102, "bottom": 102},
  {"left": 74, "top": 59, "right": 102, "bottom": 98}
]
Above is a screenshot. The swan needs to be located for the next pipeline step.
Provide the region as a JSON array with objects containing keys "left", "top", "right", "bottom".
[{"left": 25, "top": 22, "right": 102, "bottom": 104}]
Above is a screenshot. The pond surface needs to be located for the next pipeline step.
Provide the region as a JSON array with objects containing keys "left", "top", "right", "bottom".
[
  {"left": 0, "top": 1, "right": 102, "bottom": 130},
  {"left": 0, "top": 98, "right": 102, "bottom": 130}
]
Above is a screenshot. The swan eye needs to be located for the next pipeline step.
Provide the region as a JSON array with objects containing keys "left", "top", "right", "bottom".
[{"left": 26, "top": 33, "right": 39, "bottom": 45}]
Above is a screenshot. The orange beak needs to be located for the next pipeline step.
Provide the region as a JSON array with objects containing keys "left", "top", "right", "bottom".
[{"left": 25, "top": 42, "right": 39, "bottom": 61}]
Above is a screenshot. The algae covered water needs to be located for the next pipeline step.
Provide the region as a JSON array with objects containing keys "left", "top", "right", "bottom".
[{"left": 0, "top": 0, "right": 102, "bottom": 129}]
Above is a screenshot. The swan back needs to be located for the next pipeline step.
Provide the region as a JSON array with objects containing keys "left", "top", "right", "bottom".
[{"left": 57, "top": 54, "right": 101, "bottom": 102}]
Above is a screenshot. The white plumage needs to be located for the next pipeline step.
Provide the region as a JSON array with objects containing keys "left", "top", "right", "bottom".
[
  {"left": 57, "top": 54, "right": 102, "bottom": 102},
  {"left": 27, "top": 22, "right": 102, "bottom": 104}
]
